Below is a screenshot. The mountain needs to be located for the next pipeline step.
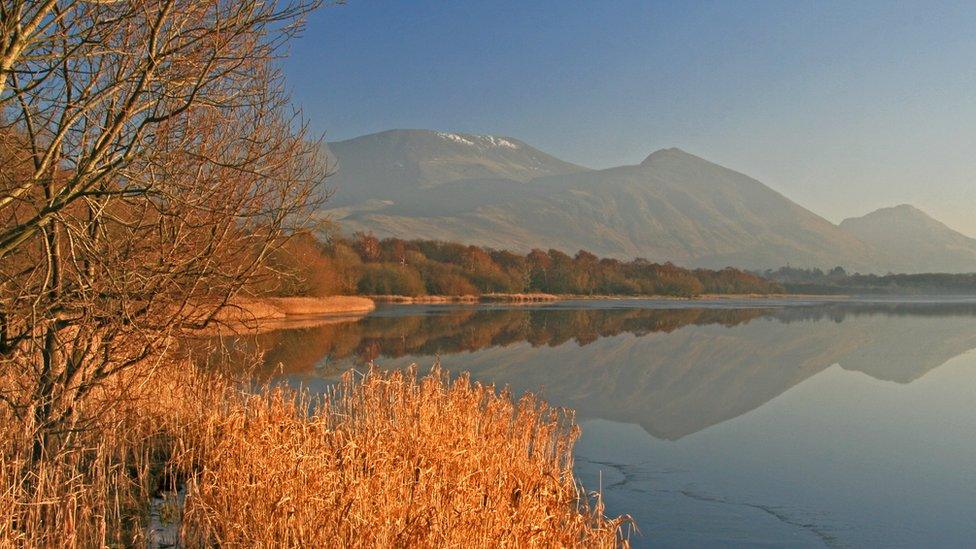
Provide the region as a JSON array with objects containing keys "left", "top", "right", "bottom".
[
  {"left": 321, "top": 129, "right": 976, "bottom": 273},
  {"left": 839, "top": 205, "right": 976, "bottom": 273},
  {"left": 323, "top": 129, "right": 587, "bottom": 207}
]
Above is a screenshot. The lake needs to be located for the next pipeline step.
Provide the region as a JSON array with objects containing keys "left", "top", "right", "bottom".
[{"left": 215, "top": 298, "right": 976, "bottom": 548}]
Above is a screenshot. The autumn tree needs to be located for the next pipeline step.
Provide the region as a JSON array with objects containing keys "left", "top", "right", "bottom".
[
  {"left": 526, "top": 249, "right": 552, "bottom": 290},
  {"left": 0, "top": 0, "right": 324, "bottom": 463},
  {"left": 258, "top": 231, "right": 343, "bottom": 297},
  {"left": 353, "top": 231, "right": 381, "bottom": 261}
]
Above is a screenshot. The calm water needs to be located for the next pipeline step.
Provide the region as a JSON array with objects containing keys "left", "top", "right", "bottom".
[{"left": 219, "top": 298, "right": 976, "bottom": 548}]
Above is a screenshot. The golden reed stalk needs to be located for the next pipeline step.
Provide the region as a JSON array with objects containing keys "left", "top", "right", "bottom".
[{"left": 0, "top": 362, "right": 632, "bottom": 547}]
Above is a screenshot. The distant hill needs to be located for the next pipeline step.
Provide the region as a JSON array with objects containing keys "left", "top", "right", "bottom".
[
  {"left": 322, "top": 129, "right": 976, "bottom": 273},
  {"left": 839, "top": 205, "right": 976, "bottom": 273}
]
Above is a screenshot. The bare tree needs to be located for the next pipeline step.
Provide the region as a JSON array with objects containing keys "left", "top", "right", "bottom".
[{"left": 0, "top": 0, "right": 325, "bottom": 463}]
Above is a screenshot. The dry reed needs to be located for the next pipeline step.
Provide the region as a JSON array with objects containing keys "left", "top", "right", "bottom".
[
  {"left": 217, "top": 296, "right": 377, "bottom": 322},
  {"left": 0, "top": 361, "right": 632, "bottom": 547},
  {"left": 266, "top": 296, "right": 377, "bottom": 316}
]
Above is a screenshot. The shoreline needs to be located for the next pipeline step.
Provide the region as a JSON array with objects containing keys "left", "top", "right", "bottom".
[
  {"left": 220, "top": 291, "right": 972, "bottom": 324},
  {"left": 217, "top": 296, "right": 376, "bottom": 321},
  {"left": 204, "top": 293, "right": 829, "bottom": 335},
  {"left": 367, "top": 293, "right": 561, "bottom": 304},
  {"left": 366, "top": 292, "right": 849, "bottom": 305},
  {"left": 204, "top": 296, "right": 376, "bottom": 335}
]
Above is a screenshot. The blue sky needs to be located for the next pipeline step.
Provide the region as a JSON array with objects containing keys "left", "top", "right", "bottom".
[{"left": 282, "top": 1, "right": 976, "bottom": 235}]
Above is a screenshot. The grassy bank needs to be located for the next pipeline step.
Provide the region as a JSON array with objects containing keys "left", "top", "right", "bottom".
[
  {"left": 0, "top": 361, "right": 631, "bottom": 546},
  {"left": 217, "top": 295, "right": 376, "bottom": 322}
]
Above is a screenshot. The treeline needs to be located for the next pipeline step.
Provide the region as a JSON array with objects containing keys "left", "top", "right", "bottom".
[
  {"left": 763, "top": 266, "right": 976, "bottom": 295},
  {"left": 261, "top": 232, "right": 783, "bottom": 298}
]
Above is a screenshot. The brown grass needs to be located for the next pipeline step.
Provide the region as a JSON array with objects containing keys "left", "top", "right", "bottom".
[
  {"left": 267, "top": 296, "right": 377, "bottom": 315},
  {"left": 0, "top": 361, "right": 632, "bottom": 547},
  {"left": 216, "top": 295, "right": 376, "bottom": 322}
]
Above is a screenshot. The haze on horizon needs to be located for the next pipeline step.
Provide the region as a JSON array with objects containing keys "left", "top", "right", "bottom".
[{"left": 283, "top": 1, "right": 976, "bottom": 237}]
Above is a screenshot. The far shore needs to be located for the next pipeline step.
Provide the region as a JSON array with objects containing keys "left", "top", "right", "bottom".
[
  {"left": 368, "top": 293, "right": 561, "bottom": 304},
  {"left": 202, "top": 292, "right": 969, "bottom": 336},
  {"left": 222, "top": 290, "right": 960, "bottom": 326},
  {"left": 206, "top": 293, "right": 841, "bottom": 335},
  {"left": 223, "top": 291, "right": 948, "bottom": 323},
  {"left": 367, "top": 292, "right": 850, "bottom": 304}
]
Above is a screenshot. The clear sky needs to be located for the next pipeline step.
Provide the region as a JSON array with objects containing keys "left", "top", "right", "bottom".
[{"left": 282, "top": 1, "right": 976, "bottom": 236}]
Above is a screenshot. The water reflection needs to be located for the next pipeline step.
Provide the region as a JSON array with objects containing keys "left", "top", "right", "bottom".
[
  {"left": 205, "top": 299, "right": 976, "bottom": 547},
  {"left": 209, "top": 300, "right": 976, "bottom": 440},
  {"left": 210, "top": 305, "right": 771, "bottom": 375}
]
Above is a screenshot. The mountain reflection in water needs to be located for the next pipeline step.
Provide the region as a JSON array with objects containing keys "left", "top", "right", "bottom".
[{"left": 205, "top": 300, "right": 976, "bottom": 440}]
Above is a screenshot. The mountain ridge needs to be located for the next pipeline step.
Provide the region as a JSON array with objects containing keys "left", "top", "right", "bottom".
[{"left": 321, "top": 129, "right": 976, "bottom": 274}]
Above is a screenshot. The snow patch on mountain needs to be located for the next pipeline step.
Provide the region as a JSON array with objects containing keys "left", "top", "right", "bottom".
[
  {"left": 436, "top": 132, "right": 520, "bottom": 150},
  {"left": 482, "top": 135, "right": 519, "bottom": 149},
  {"left": 436, "top": 132, "right": 475, "bottom": 146}
]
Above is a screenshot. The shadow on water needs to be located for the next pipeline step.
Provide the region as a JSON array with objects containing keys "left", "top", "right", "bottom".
[{"left": 197, "top": 300, "right": 976, "bottom": 440}]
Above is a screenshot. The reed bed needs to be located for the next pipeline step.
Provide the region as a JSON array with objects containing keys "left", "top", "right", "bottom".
[
  {"left": 0, "top": 361, "right": 631, "bottom": 547},
  {"left": 216, "top": 296, "right": 377, "bottom": 322}
]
